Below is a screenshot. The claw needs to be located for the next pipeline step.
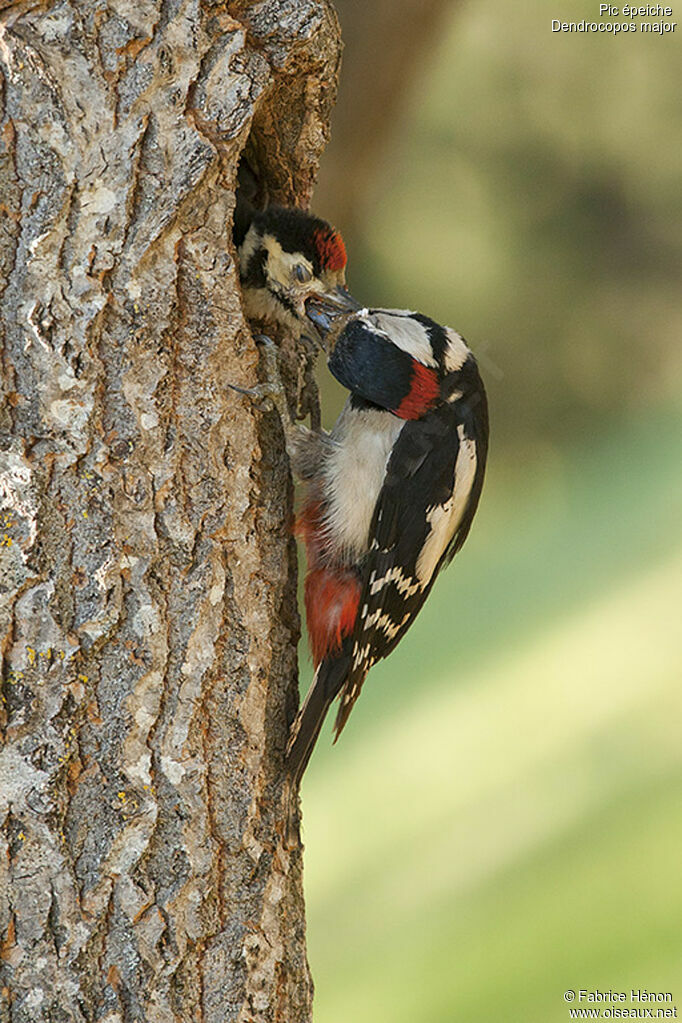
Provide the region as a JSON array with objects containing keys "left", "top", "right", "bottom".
[
  {"left": 226, "top": 382, "right": 277, "bottom": 413},
  {"left": 253, "top": 332, "right": 279, "bottom": 357},
  {"left": 228, "top": 333, "right": 290, "bottom": 424},
  {"left": 228, "top": 336, "right": 322, "bottom": 474}
]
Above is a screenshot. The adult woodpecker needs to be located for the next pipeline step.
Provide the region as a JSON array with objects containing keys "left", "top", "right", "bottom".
[{"left": 284, "top": 305, "right": 489, "bottom": 810}]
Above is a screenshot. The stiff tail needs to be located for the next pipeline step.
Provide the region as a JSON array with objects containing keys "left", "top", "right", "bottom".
[{"left": 284, "top": 653, "right": 350, "bottom": 844}]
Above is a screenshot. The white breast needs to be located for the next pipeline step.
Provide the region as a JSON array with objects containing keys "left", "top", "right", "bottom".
[{"left": 323, "top": 403, "right": 404, "bottom": 564}]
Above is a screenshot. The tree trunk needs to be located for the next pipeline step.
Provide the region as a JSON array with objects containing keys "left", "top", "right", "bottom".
[{"left": 0, "top": 3, "right": 340, "bottom": 1021}]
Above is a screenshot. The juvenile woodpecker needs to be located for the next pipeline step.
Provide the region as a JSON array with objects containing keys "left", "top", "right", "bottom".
[
  {"left": 233, "top": 200, "right": 359, "bottom": 429},
  {"left": 285, "top": 305, "right": 489, "bottom": 804},
  {"left": 234, "top": 201, "right": 357, "bottom": 333}
]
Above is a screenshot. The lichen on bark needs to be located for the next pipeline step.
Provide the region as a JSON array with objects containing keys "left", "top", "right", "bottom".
[{"left": 0, "top": 2, "right": 341, "bottom": 1020}]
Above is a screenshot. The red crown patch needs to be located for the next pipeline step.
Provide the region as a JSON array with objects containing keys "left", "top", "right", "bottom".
[{"left": 313, "top": 227, "right": 347, "bottom": 271}]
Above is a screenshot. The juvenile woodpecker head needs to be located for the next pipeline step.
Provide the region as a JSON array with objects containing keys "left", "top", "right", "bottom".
[{"left": 236, "top": 205, "right": 359, "bottom": 335}]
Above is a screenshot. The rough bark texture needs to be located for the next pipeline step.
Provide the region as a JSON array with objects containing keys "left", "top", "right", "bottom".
[{"left": 0, "top": 2, "right": 341, "bottom": 1021}]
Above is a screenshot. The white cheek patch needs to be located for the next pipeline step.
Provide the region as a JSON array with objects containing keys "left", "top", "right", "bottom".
[
  {"left": 444, "top": 327, "right": 470, "bottom": 372},
  {"left": 263, "top": 234, "right": 313, "bottom": 289},
  {"left": 366, "top": 310, "right": 438, "bottom": 367},
  {"left": 415, "top": 425, "right": 477, "bottom": 585}
]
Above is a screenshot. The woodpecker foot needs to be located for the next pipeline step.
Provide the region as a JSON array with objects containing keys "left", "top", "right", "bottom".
[
  {"left": 227, "top": 382, "right": 275, "bottom": 412},
  {"left": 229, "top": 335, "right": 318, "bottom": 468},
  {"left": 227, "top": 334, "right": 289, "bottom": 418},
  {"left": 254, "top": 333, "right": 289, "bottom": 416}
]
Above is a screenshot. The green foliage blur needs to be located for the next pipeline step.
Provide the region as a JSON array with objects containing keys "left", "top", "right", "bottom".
[
  {"left": 327, "top": 0, "right": 682, "bottom": 448},
  {"left": 304, "top": 0, "right": 682, "bottom": 1020}
]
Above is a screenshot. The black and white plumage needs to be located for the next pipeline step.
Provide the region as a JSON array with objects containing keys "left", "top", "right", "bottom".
[
  {"left": 285, "top": 307, "right": 489, "bottom": 797},
  {"left": 230, "top": 202, "right": 488, "bottom": 834}
]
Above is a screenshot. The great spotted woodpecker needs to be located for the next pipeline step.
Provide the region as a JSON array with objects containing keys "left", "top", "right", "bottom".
[
  {"left": 234, "top": 201, "right": 359, "bottom": 431},
  {"left": 234, "top": 201, "right": 358, "bottom": 332},
  {"left": 285, "top": 304, "right": 489, "bottom": 807},
  {"left": 232, "top": 205, "right": 488, "bottom": 837}
]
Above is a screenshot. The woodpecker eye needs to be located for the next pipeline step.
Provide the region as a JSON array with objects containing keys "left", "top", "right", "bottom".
[{"left": 294, "top": 263, "right": 312, "bottom": 284}]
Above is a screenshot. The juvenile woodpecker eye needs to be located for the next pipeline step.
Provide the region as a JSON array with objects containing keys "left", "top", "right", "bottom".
[{"left": 294, "top": 263, "right": 312, "bottom": 284}]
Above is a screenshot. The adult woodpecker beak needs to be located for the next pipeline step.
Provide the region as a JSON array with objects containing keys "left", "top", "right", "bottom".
[{"left": 305, "top": 286, "right": 362, "bottom": 350}]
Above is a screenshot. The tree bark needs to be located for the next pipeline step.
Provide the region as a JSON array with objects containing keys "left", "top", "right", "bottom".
[{"left": 0, "top": 2, "right": 341, "bottom": 1021}]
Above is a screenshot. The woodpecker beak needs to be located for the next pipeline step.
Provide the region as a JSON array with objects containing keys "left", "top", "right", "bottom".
[{"left": 305, "top": 286, "right": 362, "bottom": 349}]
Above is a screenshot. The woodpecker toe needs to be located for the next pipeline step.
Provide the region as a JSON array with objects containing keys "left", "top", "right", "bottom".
[{"left": 227, "top": 382, "right": 279, "bottom": 413}]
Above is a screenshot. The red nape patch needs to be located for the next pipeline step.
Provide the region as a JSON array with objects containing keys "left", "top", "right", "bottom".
[
  {"left": 313, "top": 227, "right": 347, "bottom": 271},
  {"left": 394, "top": 362, "right": 440, "bottom": 420},
  {"left": 304, "top": 567, "right": 361, "bottom": 667}
]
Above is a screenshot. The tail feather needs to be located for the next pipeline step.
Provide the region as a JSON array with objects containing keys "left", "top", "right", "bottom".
[
  {"left": 284, "top": 653, "right": 350, "bottom": 844},
  {"left": 332, "top": 666, "right": 368, "bottom": 742}
]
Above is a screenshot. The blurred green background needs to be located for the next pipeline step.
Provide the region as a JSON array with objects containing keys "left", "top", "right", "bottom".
[{"left": 303, "top": 0, "right": 682, "bottom": 1020}]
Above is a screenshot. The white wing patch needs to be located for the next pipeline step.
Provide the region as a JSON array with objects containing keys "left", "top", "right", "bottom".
[
  {"left": 415, "top": 425, "right": 477, "bottom": 585},
  {"left": 352, "top": 643, "right": 372, "bottom": 671}
]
